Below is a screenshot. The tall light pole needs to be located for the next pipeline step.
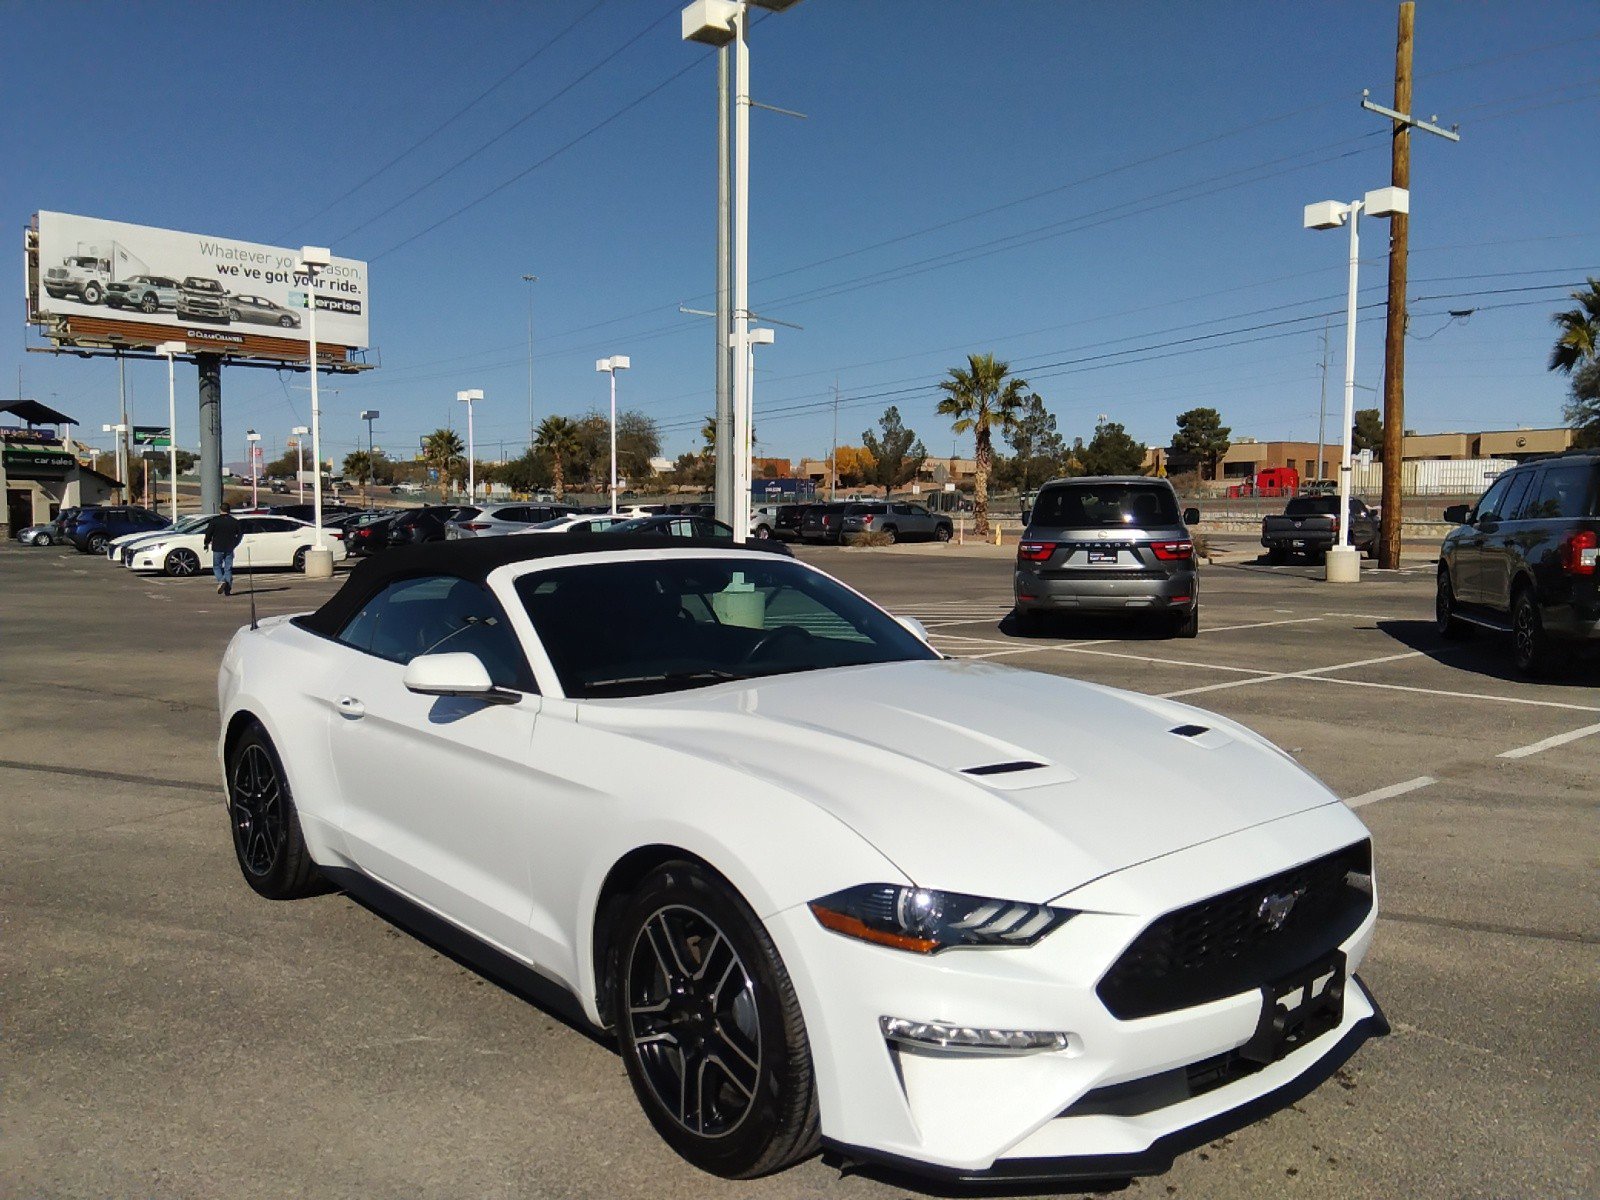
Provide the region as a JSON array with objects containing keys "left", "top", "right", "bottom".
[
  {"left": 739, "top": 328, "right": 776, "bottom": 541},
  {"left": 1303, "top": 186, "right": 1408, "bottom": 584},
  {"left": 595, "top": 357, "right": 630, "bottom": 513},
  {"left": 456, "top": 390, "right": 483, "bottom": 503},
  {"left": 359, "top": 409, "right": 380, "bottom": 502},
  {"left": 683, "top": 0, "right": 800, "bottom": 531},
  {"left": 245, "top": 429, "right": 262, "bottom": 508},
  {"left": 290, "top": 426, "right": 309, "bottom": 504},
  {"left": 296, "top": 246, "right": 334, "bottom": 577},
  {"left": 102, "top": 423, "right": 128, "bottom": 499},
  {"left": 521, "top": 274, "right": 538, "bottom": 453},
  {"left": 156, "top": 341, "right": 186, "bottom": 521}
]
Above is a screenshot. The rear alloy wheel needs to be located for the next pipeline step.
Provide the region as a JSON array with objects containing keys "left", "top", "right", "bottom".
[
  {"left": 880, "top": 525, "right": 898, "bottom": 545},
  {"left": 1435, "top": 571, "right": 1472, "bottom": 640},
  {"left": 615, "top": 863, "right": 819, "bottom": 1178},
  {"left": 164, "top": 548, "right": 200, "bottom": 577},
  {"left": 1266, "top": 546, "right": 1288, "bottom": 565},
  {"left": 140, "top": 293, "right": 159, "bottom": 314},
  {"left": 754, "top": 524, "right": 771, "bottom": 540},
  {"left": 934, "top": 524, "right": 952, "bottom": 543},
  {"left": 1511, "top": 589, "right": 1552, "bottom": 677},
  {"left": 225, "top": 724, "right": 323, "bottom": 899},
  {"left": 86, "top": 532, "right": 109, "bottom": 555},
  {"left": 35, "top": 532, "right": 52, "bottom": 546},
  {"left": 279, "top": 315, "right": 295, "bottom": 328},
  {"left": 293, "top": 546, "right": 310, "bottom": 572},
  {"left": 1169, "top": 605, "right": 1200, "bottom": 639}
]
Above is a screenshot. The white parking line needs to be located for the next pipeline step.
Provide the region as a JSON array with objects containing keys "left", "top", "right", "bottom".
[
  {"left": 1346, "top": 776, "right": 1436, "bottom": 809},
  {"left": 1303, "top": 675, "right": 1600, "bottom": 715},
  {"left": 1160, "top": 651, "right": 1423, "bottom": 699},
  {"left": 1200, "top": 617, "right": 1324, "bottom": 634},
  {"left": 1496, "top": 722, "right": 1600, "bottom": 759}
]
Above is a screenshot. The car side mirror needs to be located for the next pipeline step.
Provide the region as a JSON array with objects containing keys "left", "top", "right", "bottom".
[
  {"left": 896, "top": 615, "right": 931, "bottom": 643},
  {"left": 403, "top": 652, "right": 519, "bottom": 705},
  {"left": 1443, "top": 504, "right": 1470, "bottom": 525},
  {"left": 1183, "top": 507, "right": 1201, "bottom": 526}
]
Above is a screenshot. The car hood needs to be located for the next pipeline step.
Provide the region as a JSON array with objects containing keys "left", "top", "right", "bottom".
[{"left": 577, "top": 659, "right": 1341, "bottom": 904}]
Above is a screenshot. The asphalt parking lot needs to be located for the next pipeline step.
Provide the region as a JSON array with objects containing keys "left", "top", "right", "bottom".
[{"left": 2, "top": 537, "right": 1595, "bottom": 1200}]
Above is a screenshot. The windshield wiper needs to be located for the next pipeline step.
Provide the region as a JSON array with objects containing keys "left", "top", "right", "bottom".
[{"left": 581, "top": 669, "right": 748, "bottom": 697}]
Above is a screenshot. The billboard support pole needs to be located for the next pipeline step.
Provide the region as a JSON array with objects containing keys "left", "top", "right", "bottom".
[{"left": 197, "top": 354, "right": 223, "bottom": 515}]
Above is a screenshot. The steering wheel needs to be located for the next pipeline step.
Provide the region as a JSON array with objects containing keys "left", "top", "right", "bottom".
[{"left": 739, "top": 623, "right": 813, "bottom": 666}]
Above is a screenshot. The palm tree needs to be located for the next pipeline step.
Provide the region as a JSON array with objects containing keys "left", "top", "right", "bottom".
[
  {"left": 534, "top": 415, "right": 582, "bottom": 498},
  {"left": 1549, "top": 277, "right": 1600, "bottom": 376},
  {"left": 936, "top": 352, "right": 1029, "bottom": 537},
  {"left": 342, "top": 449, "right": 374, "bottom": 503},
  {"left": 422, "top": 429, "right": 464, "bottom": 499}
]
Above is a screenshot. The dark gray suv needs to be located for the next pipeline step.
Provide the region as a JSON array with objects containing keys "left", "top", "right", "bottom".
[
  {"left": 1437, "top": 452, "right": 1600, "bottom": 675},
  {"left": 1015, "top": 476, "right": 1200, "bottom": 637}
]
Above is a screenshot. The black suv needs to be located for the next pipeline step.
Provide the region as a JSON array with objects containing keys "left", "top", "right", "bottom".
[{"left": 1437, "top": 452, "right": 1600, "bottom": 675}]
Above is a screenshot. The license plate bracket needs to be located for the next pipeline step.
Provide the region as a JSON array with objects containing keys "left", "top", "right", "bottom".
[
  {"left": 1086, "top": 549, "right": 1117, "bottom": 565},
  {"left": 1239, "top": 950, "right": 1346, "bottom": 1065}
]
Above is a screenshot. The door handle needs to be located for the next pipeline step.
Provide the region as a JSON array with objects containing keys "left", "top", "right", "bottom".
[{"left": 336, "top": 696, "right": 365, "bottom": 719}]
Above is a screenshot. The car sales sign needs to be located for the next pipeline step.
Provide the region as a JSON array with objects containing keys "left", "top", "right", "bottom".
[{"left": 31, "top": 211, "right": 369, "bottom": 356}]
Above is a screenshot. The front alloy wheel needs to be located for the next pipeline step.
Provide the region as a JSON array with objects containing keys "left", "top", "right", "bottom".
[
  {"left": 165, "top": 548, "right": 200, "bottom": 577},
  {"left": 1436, "top": 572, "right": 1471, "bottom": 640},
  {"left": 225, "top": 724, "right": 323, "bottom": 899},
  {"left": 616, "top": 863, "right": 819, "bottom": 1178}
]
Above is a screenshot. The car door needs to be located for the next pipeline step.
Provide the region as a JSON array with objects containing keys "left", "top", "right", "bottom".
[
  {"left": 1455, "top": 473, "right": 1517, "bottom": 604},
  {"left": 326, "top": 574, "right": 543, "bottom": 956},
  {"left": 1477, "top": 470, "right": 1536, "bottom": 611}
]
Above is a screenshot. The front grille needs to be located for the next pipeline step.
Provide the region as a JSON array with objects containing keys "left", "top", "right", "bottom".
[{"left": 1096, "top": 841, "right": 1372, "bottom": 1020}]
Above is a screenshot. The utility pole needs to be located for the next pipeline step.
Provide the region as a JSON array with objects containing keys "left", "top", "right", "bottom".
[
  {"left": 1317, "top": 319, "right": 1330, "bottom": 483},
  {"left": 522, "top": 274, "right": 538, "bottom": 452},
  {"left": 830, "top": 379, "right": 839, "bottom": 501},
  {"left": 1363, "top": 1, "right": 1458, "bottom": 567},
  {"left": 117, "top": 354, "right": 130, "bottom": 500},
  {"left": 713, "top": 45, "right": 734, "bottom": 527}
]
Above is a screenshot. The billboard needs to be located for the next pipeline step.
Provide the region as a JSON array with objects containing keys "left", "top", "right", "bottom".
[{"left": 29, "top": 211, "right": 369, "bottom": 362}]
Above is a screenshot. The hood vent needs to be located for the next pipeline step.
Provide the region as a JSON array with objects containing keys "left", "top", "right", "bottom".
[
  {"left": 1168, "top": 722, "right": 1234, "bottom": 750},
  {"left": 1170, "top": 724, "right": 1210, "bottom": 738},
  {"left": 963, "top": 760, "right": 1048, "bottom": 777}
]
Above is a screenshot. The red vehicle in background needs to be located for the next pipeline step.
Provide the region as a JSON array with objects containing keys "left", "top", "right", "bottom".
[{"left": 1227, "top": 467, "right": 1301, "bottom": 498}]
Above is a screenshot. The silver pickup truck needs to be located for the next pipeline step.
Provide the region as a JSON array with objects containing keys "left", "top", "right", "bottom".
[{"left": 1261, "top": 495, "right": 1379, "bottom": 563}]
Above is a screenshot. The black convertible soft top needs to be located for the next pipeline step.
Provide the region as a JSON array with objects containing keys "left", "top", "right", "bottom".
[{"left": 297, "top": 533, "right": 791, "bottom": 637}]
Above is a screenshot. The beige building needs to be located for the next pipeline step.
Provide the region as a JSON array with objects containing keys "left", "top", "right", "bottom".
[{"left": 1, "top": 399, "right": 120, "bottom": 536}]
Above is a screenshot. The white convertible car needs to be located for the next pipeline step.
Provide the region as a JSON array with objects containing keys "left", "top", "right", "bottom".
[
  {"left": 131, "top": 514, "right": 346, "bottom": 576},
  {"left": 215, "top": 536, "right": 1384, "bottom": 1183}
]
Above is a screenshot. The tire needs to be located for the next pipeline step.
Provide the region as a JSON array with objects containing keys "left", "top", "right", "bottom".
[
  {"left": 86, "top": 532, "right": 109, "bottom": 555},
  {"left": 1169, "top": 605, "right": 1200, "bottom": 639},
  {"left": 1511, "top": 588, "right": 1553, "bottom": 677},
  {"left": 293, "top": 546, "right": 309, "bottom": 572},
  {"left": 1435, "top": 571, "right": 1472, "bottom": 640},
  {"left": 934, "top": 524, "right": 952, "bottom": 543},
  {"left": 228, "top": 308, "right": 243, "bottom": 322},
  {"left": 164, "top": 548, "right": 200, "bottom": 577},
  {"left": 754, "top": 524, "right": 771, "bottom": 540},
  {"left": 880, "top": 525, "right": 898, "bottom": 545},
  {"left": 279, "top": 315, "right": 294, "bottom": 328},
  {"left": 225, "top": 723, "right": 323, "bottom": 900},
  {"left": 1363, "top": 539, "right": 1379, "bottom": 560},
  {"left": 1015, "top": 607, "right": 1047, "bottom": 636},
  {"left": 140, "top": 293, "right": 158, "bottom": 314},
  {"left": 1266, "top": 546, "right": 1288, "bottom": 565},
  {"left": 35, "top": 533, "right": 51, "bottom": 546},
  {"left": 83, "top": 282, "right": 102, "bottom": 304},
  {"left": 614, "top": 862, "right": 819, "bottom": 1178}
]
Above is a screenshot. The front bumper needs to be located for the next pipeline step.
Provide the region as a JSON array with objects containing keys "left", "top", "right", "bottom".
[
  {"left": 1015, "top": 566, "right": 1196, "bottom": 612},
  {"left": 767, "top": 803, "right": 1379, "bottom": 1177}
]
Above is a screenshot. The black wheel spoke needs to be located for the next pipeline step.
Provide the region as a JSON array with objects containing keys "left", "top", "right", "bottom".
[{"left": 231, "top": 744, "right": 285, "bottom": 877}]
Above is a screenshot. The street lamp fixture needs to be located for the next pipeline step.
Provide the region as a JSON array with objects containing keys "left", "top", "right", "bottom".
[
  {"left": 1303, "top": 186, "right": 1408, "bottom": 584},
  {"left": 245, "top": 428, "right": 262, "bottom": 509},
  {"left": 456, "top": 391, "right": 483, "bottom": 503},
  {"left": 290, "top": 426, "right": 310, "bottom": 503},
  {"left": 595, "top": 357, "right": 631, "bottom": 514},
  {"left": 296, "top": 245, "right": 334, "bottom": 577},
  {"left": 102, "top": 422, "right": 129, "bottom": 497},
  {"left": 155, "top": 341, "right": 186, "bottom": 520}
]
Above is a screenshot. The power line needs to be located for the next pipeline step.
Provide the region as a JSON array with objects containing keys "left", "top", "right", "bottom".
[{"left": 276, "top": 0, "right": 609, "bottom": 241}]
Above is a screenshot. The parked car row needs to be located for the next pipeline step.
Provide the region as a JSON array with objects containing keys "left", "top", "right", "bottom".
[{"left": 769, "top": 500, "right": 955, "bottom": 545}]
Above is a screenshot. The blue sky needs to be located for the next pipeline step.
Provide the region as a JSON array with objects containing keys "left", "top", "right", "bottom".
[{"left": 5, "top": 1, "right": 1598, "bottom": 468}]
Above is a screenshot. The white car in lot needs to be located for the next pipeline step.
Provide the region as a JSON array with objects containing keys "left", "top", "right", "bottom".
[
  {"left": 132, "top": 515, "right": 345, "bottom": 577},
  {"left": 514, "top": 513, "right": 630, "bottom": 535},
  {"left": 108, "top": 513, "right": 214, "bottom": 565},
  {"left": 216, "top": 536, "right": 1383, "bottom": 1183}
]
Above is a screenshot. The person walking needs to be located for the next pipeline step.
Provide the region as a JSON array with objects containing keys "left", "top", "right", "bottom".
[{"left": 204, "top": 502, "right": 244, "bottom": 596}]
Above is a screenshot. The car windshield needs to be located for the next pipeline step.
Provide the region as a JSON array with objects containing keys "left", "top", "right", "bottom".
[
  {"left": 515, "top": 557, "right": 937, "bottom": 698},
  {"left": 1032, "top": 483, "right": 1179, "bottom": 528}
]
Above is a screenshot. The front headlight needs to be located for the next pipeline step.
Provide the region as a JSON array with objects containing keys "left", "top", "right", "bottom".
[{"left": 809, "top": 884, "right": 1076, "bottom": 954}]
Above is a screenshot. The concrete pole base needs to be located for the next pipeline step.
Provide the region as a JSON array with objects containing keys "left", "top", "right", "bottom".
[
  {"left": 302, "top": 547, "right": 336, "bottom": 580},
  {"left": 1324, "top": 545, "right": 1361, "bottom": 583}
]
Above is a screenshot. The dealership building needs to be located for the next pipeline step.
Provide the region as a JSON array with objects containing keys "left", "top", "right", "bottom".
[{"left": 1, "top": 399, "right": 120, "bottom": 536}]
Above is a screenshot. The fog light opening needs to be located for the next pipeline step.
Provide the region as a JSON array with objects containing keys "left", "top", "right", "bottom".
[{"left": 879, "top": 1016, "right": 1081, "bottom": 1056}]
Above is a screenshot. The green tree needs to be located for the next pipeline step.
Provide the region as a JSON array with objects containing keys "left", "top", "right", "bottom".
[
  {"left": 936, "top": 352, "right": 1028, "bottom": 536},
  {"left": 261, "top": 449, "right": 299, "bottom": 479},
  {"left": 616, "top": 410, "right": 663, "bottom": 485},
  {"left": 534, "top": 415, "right": 582, "bottom": 497},
  {"left": 1078, "top": 419, "right": 1147, "bottom": 476},
  {"left": 1352, "top": 408, "right": 1383, "bottom": 456},
  {"left": 1548, "top": 277, "right": 1600, "bottom": 376},
  {"left": 1170, "top": 407, "right": 1232, "bottom": 480},
  {"left": 1563, "top": 361, "right": 1600, "bottom": 449},
  {"left": 342, "top": 449, "right": 375, "bottom": 502},
  {"left": 156, "top": 449, "right": 198, "bottom": 478},
  {"left": 1003, "top": 394, "right": 1066, "bottom": 492},
  {"left": 492, "top": 448, "right": 555, "bottom": 495},
  {"left": 422, "top": 428, "right": 464, "bottom": 496},
  {"left": 861, "top": 405, "right": 927, "bottom": 493}
]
